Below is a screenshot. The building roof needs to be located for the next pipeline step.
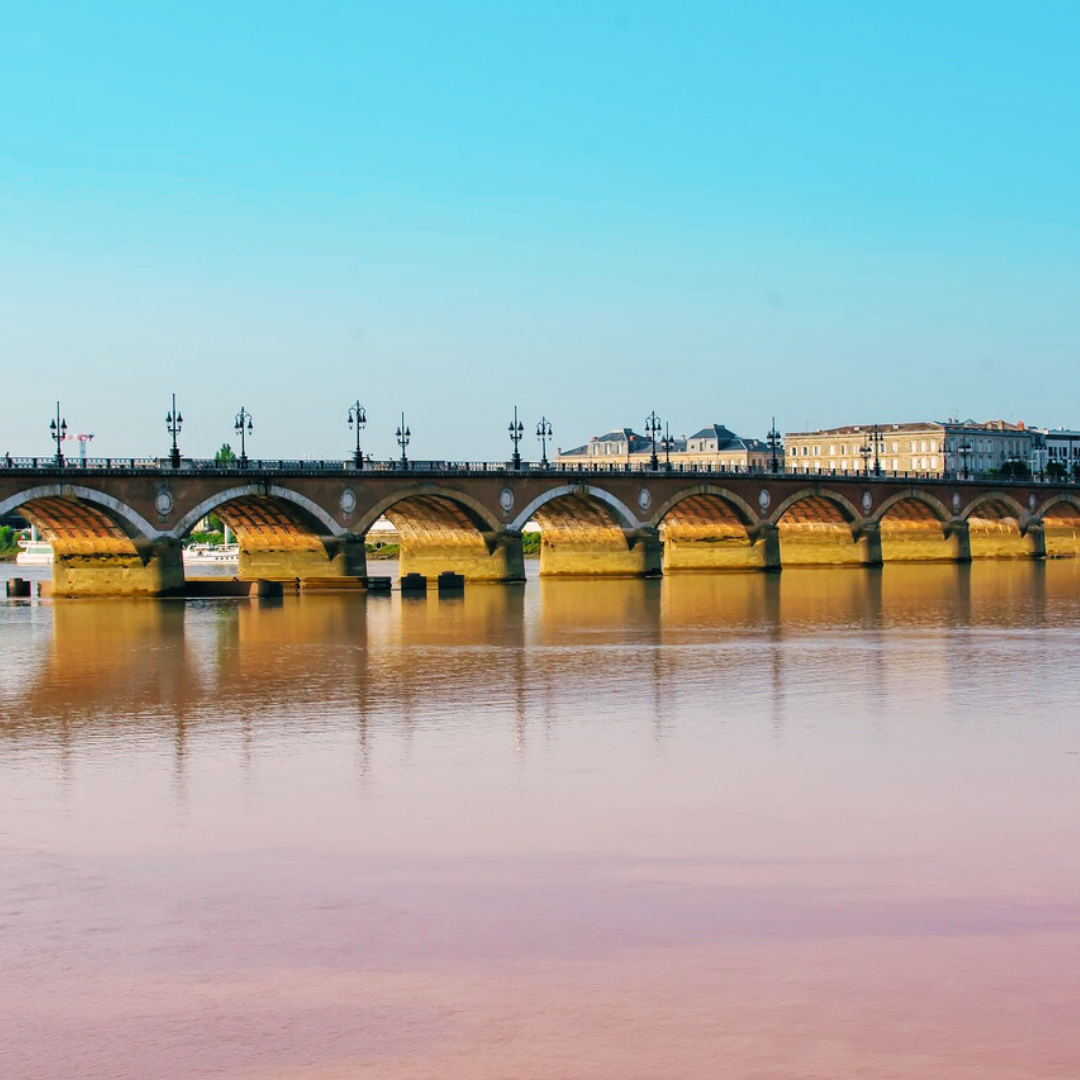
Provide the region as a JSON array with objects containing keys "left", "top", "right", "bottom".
[{"left": 787, "top": 419, "right": 1035, "bottom": 438}]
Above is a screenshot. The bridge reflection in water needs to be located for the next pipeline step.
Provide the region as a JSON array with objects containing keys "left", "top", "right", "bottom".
[
  {"left": 5, "top": 559, "right": 1079, "bottom": 764},
  {"left": 2, "top": 464, "right": 1080, "bottom": 595}
]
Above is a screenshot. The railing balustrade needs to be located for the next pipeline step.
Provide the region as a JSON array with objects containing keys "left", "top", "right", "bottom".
[{"left": 0, "top": 453, "right": 1074, "bottom": 485}]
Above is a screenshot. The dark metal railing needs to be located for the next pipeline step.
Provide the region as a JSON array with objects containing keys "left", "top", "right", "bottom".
[{"left": 0, "top": 455, "right": 1075, "bottom": 485}]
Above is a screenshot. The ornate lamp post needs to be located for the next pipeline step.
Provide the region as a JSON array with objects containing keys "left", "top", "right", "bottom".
[
  {"left": 868, "top": 424, "right": 883, "bottom": 476},
  {"left": 166, "top": 394, "right": 183, "bottom": 469},
  {"left": 767, "top": 417, "right": 782, "bottom": 474},
  {"left": 536, "top": 416, "right": 553, "bottom": 468},
  {"left": 234, "top": 406, "right": 253, "bottom": 468},
  {"left": 958, "top": 435, "right": 973, "bottom": 480},
  {"left": 396, "top": 413, "right": 411, "bottom": 468},
  {"left": 661, "top": 422, "right": 675, "bottom": 471},
  {"left": 508, "top": 406, "right": 524, "bottom": 469},
  {"left": 645, "top": 411, "right": 662, "bottom": 471},
  {"left": 347, "top": 400, "right": 366, "bottom": 468},
  {"left": 49, "top": 402, "right": 68, "bottom": 467},
  {"left": 859, "top": 438, "right": 872, "bottom": 475}
]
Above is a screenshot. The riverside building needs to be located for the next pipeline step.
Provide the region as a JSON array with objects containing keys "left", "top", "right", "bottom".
[
  {"left": 556, "top": 423, "right": 772, "bottom": 471},
  {"left": 783, "top": 420, "right": 1035, "bottom": 477}
]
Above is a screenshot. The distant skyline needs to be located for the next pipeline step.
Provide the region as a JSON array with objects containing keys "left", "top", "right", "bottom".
[{"left": 3, "top": 1, "right": 1079, "bottom": 459}]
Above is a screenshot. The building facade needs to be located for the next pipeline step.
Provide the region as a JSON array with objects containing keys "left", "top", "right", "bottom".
[
  {"left": 783, "top": 420, "right": 1035, "bottom": 477},
  {"left": 557, "top": 423, "right": 772, "bottom": 471},
  {"left": 1034, "top": 429, "right": 1080, "bottom": 479}
]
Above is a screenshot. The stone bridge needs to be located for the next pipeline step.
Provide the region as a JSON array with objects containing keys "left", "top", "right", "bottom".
[{"left": 2, "top": 463, "right": 1079, "bottom": 595}]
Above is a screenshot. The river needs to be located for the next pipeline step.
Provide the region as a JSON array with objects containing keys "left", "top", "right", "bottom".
[{"left": 2, "top": 560, "right": 1080, "bottom": 1078}]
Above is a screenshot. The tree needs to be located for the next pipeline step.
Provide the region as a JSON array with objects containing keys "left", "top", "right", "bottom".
[
  {"left": 995, "top": 460, "right": 1031, "bottom": 479},
  {"left": 215, "top": 443, "right": 236, "bottom": 464}
]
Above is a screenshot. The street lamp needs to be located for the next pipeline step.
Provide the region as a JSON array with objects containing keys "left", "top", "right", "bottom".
[
  {"left": 396, "top": 413, "right": 411, "bottom": 468},
  {"left": 958, "top": 436, "right": 973, "bottom": 480},
  {"left": 870, "top": 423, "right": 884, "bottom": 477},
  {"left": 767, "top": 417, "right": 782, "bottom": 474},
  {"left": 859, "top": 439, "right": 872, "bottom": 475},
  {"left": 166, "top": 393, "right": 183, "bottom": 469},
  {"left": 645, "top": 411, "right": 662, "bottom": 471},
  {"left": 234, "top": 406, "right": 253, "bottom": 468},
  {"left": 49, "top": 402, "right": 67, "bottom": 467},
  {"left": 661, "top": 422, "right": 675, "bottom": 472},
  {"left": 508, "top": 406, "right": 524, "bottom": 469},
  {"left": 536, "top": 416, "right": 553, "bottom": 468},
  {"left": 347, "top": 400, "right": 366, "bottom": 468}
]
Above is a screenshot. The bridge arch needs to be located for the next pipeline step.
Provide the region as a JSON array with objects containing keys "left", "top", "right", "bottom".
[
  {"left": 509, "top": 484, "right": 655, "bottom": 577},
  {"left": 1036, "top": 494, "right": 1080, "bottom": 559},
  {"left": 769, "top": 488, "right": 869, "bottom": 567},
  {"left": 1035, "top": 492, "right": 1080, "bottom": 521},
  {"left": 172, "top": 484, "right": 345, "bottom": 540},
  {"left": 354, "top": 484, "right": 502, "bottom": 539},
  {"left": 873, "top": 490, "right": 956, "bottom": 562},
  {"left": 352, "top": 484, "right": 514, "bottom": 583},
  {"left": 962, "top": 492, "right": 1033, "bottom": 559},
  {"left": 871, "top": 489, "right": 951, "bottom": 526},
  {"left": 961, "top": 491, "right": 1028, "bottom": 526},
  {"left": 0, "top": 484, "right": 181, "bottom": 596},
  {"left": 508, "top": 484, "right": 640, "bottom": 534},
  {"left": 0, "top": 484, "right": 161, "bottom": 557},
  {"left": 648, "top": 486, "right": 766, "bottom": 572},
  {"left": 768, "top": 487, "right": 861, "bottom": 528},
  {"left": 648, "top": 484, "right": 759, "bottom": 531},
  {"left": 172, "top": 484, "right": 356, "bottom": 582}
]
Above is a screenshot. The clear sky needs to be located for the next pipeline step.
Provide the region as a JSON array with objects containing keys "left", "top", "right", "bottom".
[{"left": 2, "top": 1, "right": 1079, "bottom": 460}]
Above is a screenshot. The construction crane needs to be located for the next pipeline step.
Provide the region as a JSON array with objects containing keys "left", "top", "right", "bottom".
[{"left": 62, "top": 432, "right": 95, "bottom": 463}]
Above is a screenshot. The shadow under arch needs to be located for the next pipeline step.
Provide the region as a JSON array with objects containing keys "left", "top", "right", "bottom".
[
  {"left": 509, "top": 484, "right": 657, "bottom": 578},
  {"left": 1036, "top": 493, "right": 1080, "bottom": 558},
  {"left": 649, "top": 485, "right": 770, "bottom": 573}
]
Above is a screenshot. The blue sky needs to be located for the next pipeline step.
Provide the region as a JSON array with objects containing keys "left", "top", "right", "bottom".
[{"left": 2, "top": 1, "right": 1079, "bottom": 459}]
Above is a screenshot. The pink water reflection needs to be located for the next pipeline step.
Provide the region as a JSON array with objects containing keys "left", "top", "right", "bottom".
[{"left": 3, "top": 561, "right": 1080, "bottom": 1077}]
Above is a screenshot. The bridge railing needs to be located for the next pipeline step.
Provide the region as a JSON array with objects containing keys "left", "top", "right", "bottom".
[{"left": 0, "top": 455, "right": 1076, "bottom": 486}]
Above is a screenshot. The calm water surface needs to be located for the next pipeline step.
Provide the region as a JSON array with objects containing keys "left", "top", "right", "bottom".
[{"left": 3, "top": 561, "right": 1080, "bottom": 1078}]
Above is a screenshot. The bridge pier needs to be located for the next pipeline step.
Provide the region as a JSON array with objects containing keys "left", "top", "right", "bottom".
[
  {"left": 540, "top": 526, "right": 662, "bottom": 578},
  {"left": 1022, "top": 523, "right": 1047, "bottom": 561},
  {"left": 236, "top": 534, "right": 368, "bottom": 583},
  {"left": 397, "top": 528, "right": 525, "bottom": 583},
  {"left": 51, "top": 538, "right": 186, "bottom": 598}
]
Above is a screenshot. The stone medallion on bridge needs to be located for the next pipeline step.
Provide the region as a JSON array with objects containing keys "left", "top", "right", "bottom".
[
  {"left": 952, "top": 492, "right": 961, "bottom": 513},
  {"left": 862, "top": 491, "right": 873, "bottom": 513},
  {"left": 154, "top": 486, "right": 174, "bottom": 521},
  {"left": 339, "top": 487, "right": 357, "bottom": 517},
  {"left": 637, "top": 487, "right": 651, "bottom": 511},
  {"left": 758, "top": 489, "right": 771, "bottom": 511},
  {"left": 499, "top": 487, "right": 515, "bottom": 513},
  {"left": 1029, "top": 493, "right": 1037, "bottom": 511}
]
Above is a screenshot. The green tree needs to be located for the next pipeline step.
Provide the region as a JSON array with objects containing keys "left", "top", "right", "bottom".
[
  {"left": 215, "top": 443, "right": 236, "bottom": 464},
  {"left": 0, "top": 525, "right": 14, "bottom": 551}
]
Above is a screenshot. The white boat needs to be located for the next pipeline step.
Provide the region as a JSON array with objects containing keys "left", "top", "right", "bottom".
[
  {"left": 15, "top": 540, "right": 53, "bottom": 566},
  {"left": 183, "top": 543, "right": 239, "bottom": 567}
]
